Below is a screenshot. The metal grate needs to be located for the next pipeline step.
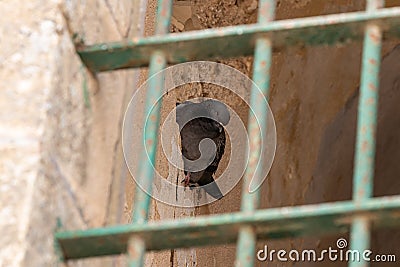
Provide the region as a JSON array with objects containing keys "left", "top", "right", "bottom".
[{"left": 55, "top": 1, "right": 400, "bottom": 266}]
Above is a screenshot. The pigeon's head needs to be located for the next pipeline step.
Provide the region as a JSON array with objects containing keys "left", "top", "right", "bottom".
[{"left": 202, "top": 99, "right": 230, "bottom": 126}]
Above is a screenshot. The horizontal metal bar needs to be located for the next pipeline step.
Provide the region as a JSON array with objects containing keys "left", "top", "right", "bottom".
[
  {"left": 77, "top": 7, "right": 400, "bottom": 72},
  {"left": 55, "top": 196, "right": 400, "bottom": 260}
]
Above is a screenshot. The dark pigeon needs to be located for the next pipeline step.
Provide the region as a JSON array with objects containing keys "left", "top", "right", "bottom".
[{"left": 176, "top": 99, "right": 230, "bottom": 199}]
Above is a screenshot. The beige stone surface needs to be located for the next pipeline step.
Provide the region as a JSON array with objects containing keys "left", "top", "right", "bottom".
[
  {"left": 0, "top": 1, "right": 67, "bottom": 266},
  {"left": 1, "top": 0, "right": 400, "bottom": 266},
  {"left": 0, "top": 0, "right": 144, "bottom": 266}
]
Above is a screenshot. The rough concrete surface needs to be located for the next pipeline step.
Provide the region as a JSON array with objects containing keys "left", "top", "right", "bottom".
[
  {"left": 1, "top": 0, "right": 141, "bottom": 266},
  {"left": 1, "top": 0, "right": 399, "bottom": 267}
]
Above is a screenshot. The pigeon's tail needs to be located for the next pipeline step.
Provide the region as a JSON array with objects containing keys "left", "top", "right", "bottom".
[
  {"left": 204, "top": 181, "right": 223, "bottom": 199},
  {"left": 198, "top": 172, "right": 223, "bottom": 200}
]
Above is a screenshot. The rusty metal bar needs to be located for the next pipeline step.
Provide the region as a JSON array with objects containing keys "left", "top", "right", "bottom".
[
  {"left": 236, "top": 1, "right": 275, "bottom": 266},
  {"left": 350, "top": 1, "right": 384, "bottom": 267},
  {"left": 127, "top": 236, "right": 145, "bottom": 266},
  {"left": 131, "top": 51, "right": 167, "bottom": 224},
  {"left": 129, "top": 0, "right": 172, "bottom": 266},
  {"left": 76, "top": 7, "right": 400, "bottom": 72},
  {"left": 55, "top": 196, "right": 400, "bottom": 260}
]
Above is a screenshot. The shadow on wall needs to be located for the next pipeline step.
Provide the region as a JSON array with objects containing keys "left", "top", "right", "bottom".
[
  {"left": 306, "top": 44, "right": 400, "bottom": 266},
  {"left": 309, "top": 44, "right": 400, "bottom": 203}
]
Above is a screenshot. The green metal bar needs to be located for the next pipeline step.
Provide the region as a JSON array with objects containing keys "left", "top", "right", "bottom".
[
  {"left": 367, "top": 0, "right": 384, "bottom": 10},
  {"left": 76, "top": 7, "right": 400, "bottom": 72},
  {"left": 236, "top": 0, "right": 275, "bottom": 265},
  {"left": 351, "top": 23, "right": 382, "bottom": 201},
  {"left": 129, "top": 0, "right": 172, "bottom": 266},
  {"left": 350, "top": 217, "right": 370, "bottom": 267},
  {"left": 55, "top": 196, "right": 400, "bottom": 260},
  {"left": 236, "top": 226, "right": 256, "bottom": 266},
  {"left": 127, "top": 237, "right": 145, "bottom": 266},
  {"left": 131, "top": 51, "right": 167, "bottom": 224},
  {"left": 239, "top": 41, "right": 273, "bottom": 211},
  {"left": 129, "top": 52, "right": 167, "bottom": 267},
  {"left": 54, "top": 217, "right": 64, "bottom": 263},
  {"left": 350, "top": 1, "right": 383, "bottom": 267},
  {"left": 352, "top": 0, "right": 383, "bottom": 205}
]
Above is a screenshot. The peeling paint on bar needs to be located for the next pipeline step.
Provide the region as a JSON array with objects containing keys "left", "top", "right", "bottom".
[
  {"left": 131, "top": 51, "right": 167, "bottom": 225},
  {"left": 127, "top": 236, "right": 145, "bottom": 266},
  {"left": 76, "top": 7, "right": 400, "bottom": 72},
  {"left": 350, "top": 1, "right": 384, "bottom": 267},
  {"left": 55, "top": 196, "right": 400, "bottom": 260},
  {"left": 129, "top": 0, "right": 172, "bottom": 266},
  {"left": 236, "top": 1, "right": 275, "bottom": 266}
]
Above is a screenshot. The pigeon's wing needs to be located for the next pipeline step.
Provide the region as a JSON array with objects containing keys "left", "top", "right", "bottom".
[
  {"left": 179, "top": 118, "right": 221, "bottom": 162},
  {"left": 206, "top": 123, "right": 226, "bottom": 174},
  {"left": 196, "top": 119, "right": 226, "bottom": 200},
  {"left": 179, "top": 121, "right": 200, "bottom": 161}
]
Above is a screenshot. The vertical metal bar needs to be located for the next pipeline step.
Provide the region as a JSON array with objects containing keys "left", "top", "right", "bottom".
[
  {"left": 352, "top": 1, "right": 383, "bottom": 203},
  {"left": 238, "top": 39, "right": 273, "bottom": 213},
  {"left": 54, "top": 217, "right": 65, "bottom": 265},
  {"left": 128, "top": 236, "right": 145, "bottom": 267},
  {"left": 350, "top": 1, "right": 383, "bottom": 267},
  {"left": 366, "top": 0, "right": 384, "bottom": 10},
  {"left": 131, "top": 51, "right": 167, "bottom": 224},
  {"left": 350, "top": 217, "right": 371, "bottom": 266},
  {"left": 235, "top": 0, "right": 275, "bottom": 266},
  {"left": 129, "top": 0, "right": 172, "bottom": 266}
]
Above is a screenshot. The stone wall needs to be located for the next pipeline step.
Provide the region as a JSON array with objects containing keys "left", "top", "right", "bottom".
[
  {"left": 0, "top": 0, "right": 144, "bottom": 266},
  {"left": 1, "top": 0, "right": 399, "bottom": 267}
]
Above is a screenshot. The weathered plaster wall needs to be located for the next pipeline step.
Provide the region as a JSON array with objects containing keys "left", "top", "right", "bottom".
[
  {"left": 0, "top": 0, "right": 144, "bottom": 266},
  {"left": 1, "top": 0, "right": 399, "bottom": 267}
]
